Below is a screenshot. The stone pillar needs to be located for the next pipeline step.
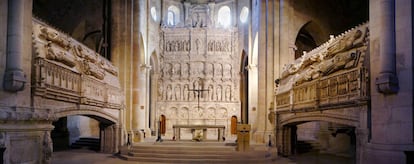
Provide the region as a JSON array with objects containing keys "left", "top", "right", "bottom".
[
  {"left": 375, "top": 0, "right": 399, "bottom": 94},
  {"left": 3, "top": 0, "right": 30, "bottom": 92},
  {"left": 282, "top": 126, "right": 292, "bottom": 156},
  {"left": 114, "top": 124, "right": 120, "bottom": 153}
]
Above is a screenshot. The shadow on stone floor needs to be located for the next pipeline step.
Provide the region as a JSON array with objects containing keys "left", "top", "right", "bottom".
[{"left": 288, "top": 152, "right": 355, "bottom": 164}]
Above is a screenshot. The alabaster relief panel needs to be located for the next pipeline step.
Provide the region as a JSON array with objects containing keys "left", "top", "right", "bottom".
[
  {"left": 32, "top": 19, "right": 123, "bottom": 109},
  {"left": 276, "top": 23, "right": 369, "bottom": 111},
  {"left": 156, "top": 10, "right": 240, "bottom": 138}
]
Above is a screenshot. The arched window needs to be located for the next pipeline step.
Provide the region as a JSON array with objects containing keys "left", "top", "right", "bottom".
[
  {"left": 150, "top": 7, "right": 157, "bottom": 21},
  {"left": 217, "top": 6, "right": 231, "bottom": 28},
  {"left": 167, "top": 5, "right": 180, "bottom": 26},
  {"left": 240, "top": 7, "right": 249, "bottom": 23}
]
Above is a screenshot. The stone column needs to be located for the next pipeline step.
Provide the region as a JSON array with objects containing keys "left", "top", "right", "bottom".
[
  {"left": 184, "top": 2, "right": 191, "bottom": 24},
  {"left": 3, "top": 0, "right": 30, "bottom": 92},
  {"left": 375, "top": 0, "right": 399, "bottom": 94},
  {"left": 131, "top": 0, "right": 141, "bottom": 142},
  {"left": 111, "top": 0, "right": 134, "bottom": 147},
  {"left": 208, "top": 3, "right": 215, "bottom": 27}
]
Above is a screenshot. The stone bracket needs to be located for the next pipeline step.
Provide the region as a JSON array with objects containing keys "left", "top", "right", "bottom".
[
  {"left": 3, "top": 69, "right": 26, "bottom": 92},
  {"left": 375, "top": 73, "right": 399, "bottom": 94}
]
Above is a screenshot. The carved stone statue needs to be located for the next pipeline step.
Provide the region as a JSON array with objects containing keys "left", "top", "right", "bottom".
[
  {"left": 183, "top": 84, "right": 189, "bottom": 101},
  {"left": 45, "top": 43, "right": 77, "bottom": 67},
  {"left": 223, "top": 64, "right": 232, "bottom": 78},
  {"left": 205, "top": 63, "right": 213, "bottom": 77},
  {"left": 39, "top": 26, "right": 71, "bottom": 49},
  {"left": 319, "top": 51, "right": 359, "bottom": 75},
  {"left": 326, "top": 29, "right": 365, "bottom": 59},
  {"left": 43, "top": 131, "right": 52, "bottom": 163},
  {"left": 158, "top": 81, "right": 164, "bottom": 100},
  {"left": 214, "top": 64, "right": 223, "bottom": 77},
  {"left": 166, "top": 85, "right": 172, "bottom": 100},
  {"left": 174, "top": 85, "right": 181, "bottom": 101},
  {"left": 208, "top": 85, "right": 214, "bottom": 101},
  {"left": 216, "top": 86, "right": 222, "bottom": 101},
  {"left": 173, "top": 63, "right": 181, "bottom": 78},
  {"left": 225, "top": 86, "right": 231, "bottom": 101},
  {"left": 163, "top": 63, "right": 172, "bottom": 78}
]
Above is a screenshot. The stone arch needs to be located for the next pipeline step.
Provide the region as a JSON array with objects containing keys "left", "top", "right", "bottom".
[
  {"left": 54, "top": 109, "right": 118, "bottom": 125},
  {"left": 278, "top": 116, "right": 359, "bottom": 159},
  {"left": 53, "top": 108, "right": 120, "bottom": 153},
  {"left": 280, "top": 113, "right": 359, "bottom": 127}
]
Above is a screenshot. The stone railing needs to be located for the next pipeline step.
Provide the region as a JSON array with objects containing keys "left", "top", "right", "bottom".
[
  {"left": 32, "top": 18, "right": 123, "bottom": 109},
  {"left": 276, "top": 23, "right": 369, "bottom": 112}
]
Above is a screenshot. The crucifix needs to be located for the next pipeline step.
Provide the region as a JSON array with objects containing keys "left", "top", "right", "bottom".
[{"left": 188, "top": 79, "right": 209, "bottom": 109}]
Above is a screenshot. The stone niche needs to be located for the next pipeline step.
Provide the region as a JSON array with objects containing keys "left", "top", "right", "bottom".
[{"left": 156, "top": 2, "right": 240, "bottom": 140}]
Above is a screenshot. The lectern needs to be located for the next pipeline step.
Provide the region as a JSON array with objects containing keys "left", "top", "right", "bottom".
[{"left": 237, "top": 124, "right": 251, "bottom": 152}]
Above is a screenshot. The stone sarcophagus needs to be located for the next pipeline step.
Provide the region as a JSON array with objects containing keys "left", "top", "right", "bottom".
[
  {"left": 156, "top": 26, "right": 240, "bottom": 140},
  {"left": 32, "top": 18, "right": 123, "bottom": 113},
  {"left": 276, "top": 23, "right": 369, "bottom": 113}
]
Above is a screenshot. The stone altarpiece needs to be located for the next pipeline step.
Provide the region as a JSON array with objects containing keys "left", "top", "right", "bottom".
[{"left": 155, "top": 1, "right": 240, "bottom": 140}]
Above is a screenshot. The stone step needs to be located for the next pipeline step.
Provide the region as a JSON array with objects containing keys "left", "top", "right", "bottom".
[
  {"left": 129, "top": 148, "right": 236, "bottom": 155},
  {"left": 70, "top": 137, "right": 100, "bottom": 151},
  {"left": 131, "top": 145, "right": 235, "bottom": 152},
  {"left": 122, "top": 142, "right": 274, "bottom": 163},
  {"left": 129, "top": 152, "right": 258, "bottom": 159},
  {"left": 121, "top": 155, "right": 274, "bottom": 164}
]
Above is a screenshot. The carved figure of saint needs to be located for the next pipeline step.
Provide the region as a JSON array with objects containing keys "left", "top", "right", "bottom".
[
  {"left": 183, "top": 85, "right": 189, "bottom": 101},
  {"left": 166, "top": 85, "right": 172, "bottom": 100},
  {"left": 216, "top": 86, "right": 222, "bottom": 101},
  {"left": 195, "top": 39, "right": 201, "bottom": 52},
  {"left": 214, "top": 64, "right": 223, "bottom": 77},
  {"left": 43, "top": 132, "right": 52, "bottom": 163},
  {"left": 208, "top": 85, "right": 214, "bottom": 101},
  {"left": 163, "top": 64, "right": 171, "bottom": 78},
  {"left": 223, "top": 64, "right": 232, "bottom": 78},
  {"left": 158, "top": 81, "right": 164, "bottom": 100},
  {"left": 205, "top": 63, "right": 213, "bottom": 77},
  {"left": 173, "top": 63, "right": 181, "bottom": 77},
  {"left": 181, "top": 63, "right": 189, "bottom": 78},
  {"left": 174, "top": 85, "right": 181, "bottom": 101},
  {"left": 225, "top": 86, "right": 231, "bottom": 101}
]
